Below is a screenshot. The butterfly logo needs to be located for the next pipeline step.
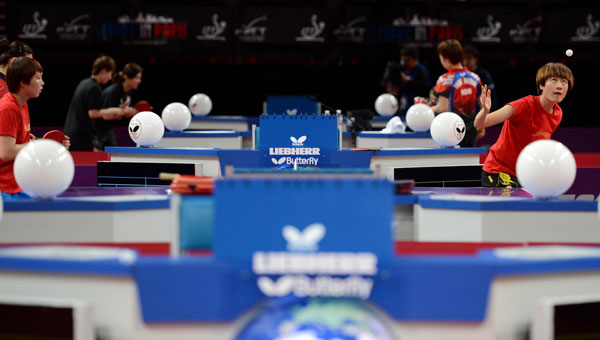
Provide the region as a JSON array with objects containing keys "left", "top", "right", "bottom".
[
  {"left": 271, "top": 157, "right": 286, "bottom": 165},
  {"left": 286, "top": 108, "right": 298, "bottom": 115},
  {"left": 257, "top": 276, "right": 294, "bottom": 297},
  {"left": 129, "top": 120, "right": 141, "bottom": 139},
  {"left": 454, "top": 122, "right": 466, "bottom": 139},
  {"left": 290, "top": 136, "right": 307, "bottom": 146},
  {"left": 282, "top": 223, "right": 326, "bottom": 251}
]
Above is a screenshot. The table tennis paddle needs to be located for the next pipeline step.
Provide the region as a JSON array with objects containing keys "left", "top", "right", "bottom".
[
  {"left": 42, "top": 130, "right": 67, "bottom": 143},
  {"left": 394, "top": 179, "right": 414, "bottom": 195},
  {"left": 134, "top": 100, "right": 153, "bottom": 112},
  {"left": 159, "top": 172, "right": 214, "bottom": 195}
]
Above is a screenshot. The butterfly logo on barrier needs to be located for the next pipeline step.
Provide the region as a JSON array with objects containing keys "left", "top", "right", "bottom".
[
  {"left": 286, "top": 108, "right": 298, "bottom": 115},
  {"left": 290, "top": 135, "right": 306, "bottom": 146},
  {"left": 282, "top": 223, "right": 326, "bottom": 251},
  {"left": 257, "top": 276, "right": 294, "bottom": 297},
  {"left": 271, "top": 157, "right": 286, "bottom": 165}
]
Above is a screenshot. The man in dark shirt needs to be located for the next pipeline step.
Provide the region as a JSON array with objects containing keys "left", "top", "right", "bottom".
[
  {"left": 64, "top": 56, "right": 133, "bottom": 151},
  {"left": 381, "top": 46, "right": 431, "bottom": 114},
  {"left": 463, "top": 44, "right": 497, "bottom": 111},
  {"left": 93, "top": 63, "right": 142, "bottom": 150}
]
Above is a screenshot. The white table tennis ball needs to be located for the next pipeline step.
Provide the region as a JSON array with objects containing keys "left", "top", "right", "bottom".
[
  {"left": 188, "top": 93, "right": 212, "bottom": 116},
  {"left": 516, "top": 139, "right": 576, "bottom": 199},
  {"left": 374, "top": 93, "right": 398, "bottom": 117},
  {"left": 162, "top": 102, "right": 191, "bottom": 132},
  {"left": 14, "top": 140, "right": 74, "bottom": 199},
  {"left": 430, "top": 112, "right": 465, "bottom": 147},
  {"left": 128, "top": 111, "right": 165, "bottom": 147},
  {"left": 406, "top": 103, "right": 435, "bottom": 132}
]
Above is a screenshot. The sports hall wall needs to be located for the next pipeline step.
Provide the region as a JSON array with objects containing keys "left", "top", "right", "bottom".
[{"left": 4, "top": 0, "right": 599, "bottom": 129}]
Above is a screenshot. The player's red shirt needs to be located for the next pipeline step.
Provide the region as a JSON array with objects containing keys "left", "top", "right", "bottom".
[
  {"left": 483, "top": 95, "right": 562, "bottom": 177},
  {"left": 0, "top": 93, "right": 30, "bottom": 193},
  {"left": 433, "top": 67, "right": 481, "bottom": 117},
  {"left": 0, "top": 77, "right": 8, "bottom": 100}
]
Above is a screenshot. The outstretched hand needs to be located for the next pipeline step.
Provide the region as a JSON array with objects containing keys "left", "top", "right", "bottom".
[{"left": 479, "top": 84, "right": 492, "bottom": 114}]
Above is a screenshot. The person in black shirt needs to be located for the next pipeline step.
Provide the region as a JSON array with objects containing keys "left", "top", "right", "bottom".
[
  {"left": 463, "top": 44, "right": 497, "bottom": 111},
  {"left": 381, "top": 46, "right": 431, "bottom": 114},
  {"left": 463, "top": 44, "right": 497, "bottom": 139},
  {"left": 64, "top": 56, "right": 134, "bottom": 151},
  {"left": 92, "top": 63, "right": 143, "bottom": 150}
]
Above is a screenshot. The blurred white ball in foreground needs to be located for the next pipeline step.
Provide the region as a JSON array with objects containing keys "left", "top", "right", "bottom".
[
  {"left": 374, "top": 93, "right": 398, "bottom": 117},
  {"left": 162, "top": 102, "right": 191, "bottom": 132},
  {"left": 566, "top": 49, "right": 573, "bottom": 57},
  {"left": 430, "top": 112, "right": 465, "bottom": 147},
  {"left": 516, "top": 139, "right": 576, "bottom": 199},
  {"left": 188, "top": 93, "right": 212, "bottom": 116},
  {"left": 14, "top": 140, "right": 74, "bottom": 198},
  {"left": 406, "top": 103, "right": 435, "bottom": 132},
  {"left": 129, "top": 111, "right": 165, "bottom": 147}
]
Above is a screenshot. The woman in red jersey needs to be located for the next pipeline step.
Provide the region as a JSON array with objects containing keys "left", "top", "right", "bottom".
[{"left": 474, "top": 62, "right": 574, "bottom": 187}]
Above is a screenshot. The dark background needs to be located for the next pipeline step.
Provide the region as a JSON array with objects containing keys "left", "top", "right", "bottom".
[{"left": 3, "top": 0, "right": 599, "bottom": 128}]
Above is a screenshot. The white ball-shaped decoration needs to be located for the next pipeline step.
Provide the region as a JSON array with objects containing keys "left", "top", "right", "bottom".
[
  {"left": 14, "top": 140, "right": 74, "bottom": 199},
  {"left": 430, "top": 112, "right": 465, "bottom": 147},
  {"left": 374, "top": 93, "right": 398, "bottom": 117},
  {"left": 188, "top": 93, "right": 212, "bottom": 116},
  {"left": 128, "top": 111, "right": 165, "bottom": 147},
  {"left": 162, "top": 102, "right": 191, "bottom": 132},
  {"left": 406, "top": 103, "right": 435, "bottom": 132},
  {"left": 516, "top": 139, "right": 576, "bottom": 199}
]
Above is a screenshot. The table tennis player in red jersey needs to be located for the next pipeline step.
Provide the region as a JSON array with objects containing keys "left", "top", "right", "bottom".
[
  {"left": 474, "top": 62, "right": 574, "bottom": 188},
  {"left": 0, "top": 57, "right": 70, "bottom": 200}
]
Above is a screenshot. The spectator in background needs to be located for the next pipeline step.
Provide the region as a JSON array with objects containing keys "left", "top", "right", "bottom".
[
  {"left": 64, "top": 55, "right": 134, "bottom": 151},
  {"left": 0, "top": 40, "right": 34, "bottom": 99},
  {"left": 381, "top": 46, "right": 431, "bottom": 114},
  {"left": 92, "top": 63, "right": 143, "bottom": 151},
  {"left": 464, "top": 44, "right": 497, "bottom": 111}
]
